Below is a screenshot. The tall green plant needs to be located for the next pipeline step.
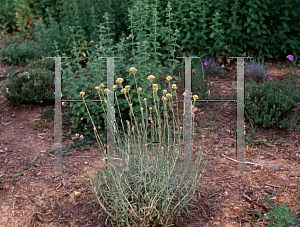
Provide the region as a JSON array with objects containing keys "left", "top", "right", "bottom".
[{"left": 56, "top": 0, "right": 187, "bottom": 143}]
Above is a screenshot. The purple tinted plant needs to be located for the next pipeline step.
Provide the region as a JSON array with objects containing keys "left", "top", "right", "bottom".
[
  {"left": 286, "top": 55, "right": 299, "bottom": 86},
  {"left": 205, "top": 56, "right": 221, "bottom": 76},
  {"left": 244, "top": 58, "right": 267, "bottom": 84}
]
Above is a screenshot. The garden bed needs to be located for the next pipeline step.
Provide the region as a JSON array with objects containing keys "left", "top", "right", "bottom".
[{"left": 1, "top": 53, "right": 300, "bottom": 226}]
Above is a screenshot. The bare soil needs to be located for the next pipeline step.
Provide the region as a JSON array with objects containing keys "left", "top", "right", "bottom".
[{"left": 0, "top": 32, "right": 300, "bottom": 227}]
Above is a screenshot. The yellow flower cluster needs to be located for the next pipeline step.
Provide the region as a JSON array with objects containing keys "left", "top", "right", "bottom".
[
  {"left": 129, "top": 67, "right": 137, "bottom": 74},
  {"left": 166, "top": 93, "right": 172, "bottom": 98},
  {"left": 116, "top": 78, "right": 124, "bottom": 85},
  {"left": 166, "top": 76, "right": 172, "bottom": 81},
  {"left": 147, "top": 75, "right": 155, "bottom": 82},
  {"left": 120, "top": 85, "right": 130, "bottom": 94},
  {"left": 152, "top": 84, "right": 158, "bottom": 93},
  {"left": 79, "top": 91, "right": 85, "bottom": 97},
  {"left": 171, "top": 84, "right": 177, "bottom": 90}
]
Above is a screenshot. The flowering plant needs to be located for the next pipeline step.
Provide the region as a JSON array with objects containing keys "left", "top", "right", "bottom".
[
  {"left": 80, "top": 66, "right": 207, "bottom": 226},
  {"left": 286, "top": 55, "right": 300, "bottom": 86}
]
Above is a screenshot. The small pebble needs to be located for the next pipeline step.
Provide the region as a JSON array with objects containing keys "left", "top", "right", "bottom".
[{"left": 270, "top": 166, "right": 282, "bottom": 170}]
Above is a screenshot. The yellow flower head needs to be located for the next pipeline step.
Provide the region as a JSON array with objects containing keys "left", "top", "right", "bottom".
[
  {"left": 162, "top": 96, "right": 168, "bottom": 101},
  {"left": 149, "top": 107, "right": 152, "bottom": 111},
  {"left": 116, "top": 78, "right": 124, "bottom": 85},
  {"left": 140, "top": 107, "right": 143, "bottom": 111},
  {"left": 99, "top": 83, "right": 105, "bottom": 88},
  {"left": 104, "top": 88, "right": 110, "bottom": 93},
  {"left": 143, "top": 98, "right": 147, "bottom": 102},
  {"left": 129, "top": 104, "right": 132, "bottom": 107},
  {"left": 79, "top": 91, "right": 85, "bottom": 97},
  {"left": 121, "top": 88, "right": 128, "bottom": 94},
  {"left": 163, "top": 89, "right": 167, "bottom": 94},
  {"left": 182, "top": 92, "right": 187, "bottom": 96},
  {"left": 152, "top": 84, "right": 158, "bottom": 93},
  {"left": 147, "top": 75, "right": 155, "bottom": 82},
  {"left": 166, "top": 93, "right": 172, "bottom": 98},
  {"left": 171, "top": 84, "right": 178, "bottom": 90},
  {"left": 129, "top": 67, "right": 137, "bottom": 74},
  {"left": 166, "top": 76, "right": 172, "bottom": 82},
  {"left": 95, "top": 86, "right": 100, "bottom": 91},
  {"left": 137, "top": 87, "right": 142, "bottom": 92},
  {"left": 193, "top": 95, "right": 199, "bottom": 100}
]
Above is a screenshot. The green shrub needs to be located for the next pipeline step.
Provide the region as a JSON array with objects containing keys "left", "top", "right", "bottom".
[
  {"left": 0, "top": 33, "right": 43, "bottom": 66},
  {"left": 245, "top": 80, "right": 300, "bottom": 129},
  {"left": 1, "top": 57, "right": 55, "bottom": 105}
]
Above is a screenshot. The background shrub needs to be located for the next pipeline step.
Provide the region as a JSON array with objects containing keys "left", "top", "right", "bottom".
[
  {"left": 152, "top": 0, "right": 300, "bottom": 64},
  {"left": 0, "top": 33, "right": 43, "bottom": 66},
  {"left": 245, "top": 80, "right": 300, "bottom": 130},
  {"left": 2, "top": 0, "right": 300, "bottom": 66},
  {"left": 1, "top": 57, "right": 55, "bottom": 105}
]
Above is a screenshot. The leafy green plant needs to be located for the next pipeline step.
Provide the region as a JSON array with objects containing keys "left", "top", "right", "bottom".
[
  {"left": 1, "top": 57, "right": 55, "bottom": 106},
  {"left": 244, "top": 57, "right": 268, "bottom": 84},
  {"left": 245, "top": 80, "right": 300, "bottom": 129},
  {"left": 183, "top": 0, "right": 299, "bottom": 63},
  {"left": 265, "top": 202, "right": 298, "bottom": 227},
  {"left": 0, "top": 0, "right": 18, "bottom": 33},
  {"left": 83, "top": 66, "right": 207, "bottom": 226},
  {"left": 56, "top": 1, "right": 188, "bottom": 142},
  {"left": 0, "top": 32, "right": 43, "bottom": 66},
  {"left": 18, "top": 0, "right": 134, "bottom": 65}
]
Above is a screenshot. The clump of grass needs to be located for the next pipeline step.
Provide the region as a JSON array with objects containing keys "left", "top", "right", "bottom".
[
  {"left": 244, "top": 57, "right": 268, "bottom": 84},
  {"left": 80, "top": 67, "right": 207, "bottom": 226}
]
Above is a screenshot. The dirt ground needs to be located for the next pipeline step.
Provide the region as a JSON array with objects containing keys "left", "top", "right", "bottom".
[{"left": 0, "top": 32, "right": 300, "bottom": 227}]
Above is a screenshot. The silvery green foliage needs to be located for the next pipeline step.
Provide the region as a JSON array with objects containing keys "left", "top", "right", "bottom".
[{"left": 244, "top": 58, "right": 267, "bottom": 84}]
